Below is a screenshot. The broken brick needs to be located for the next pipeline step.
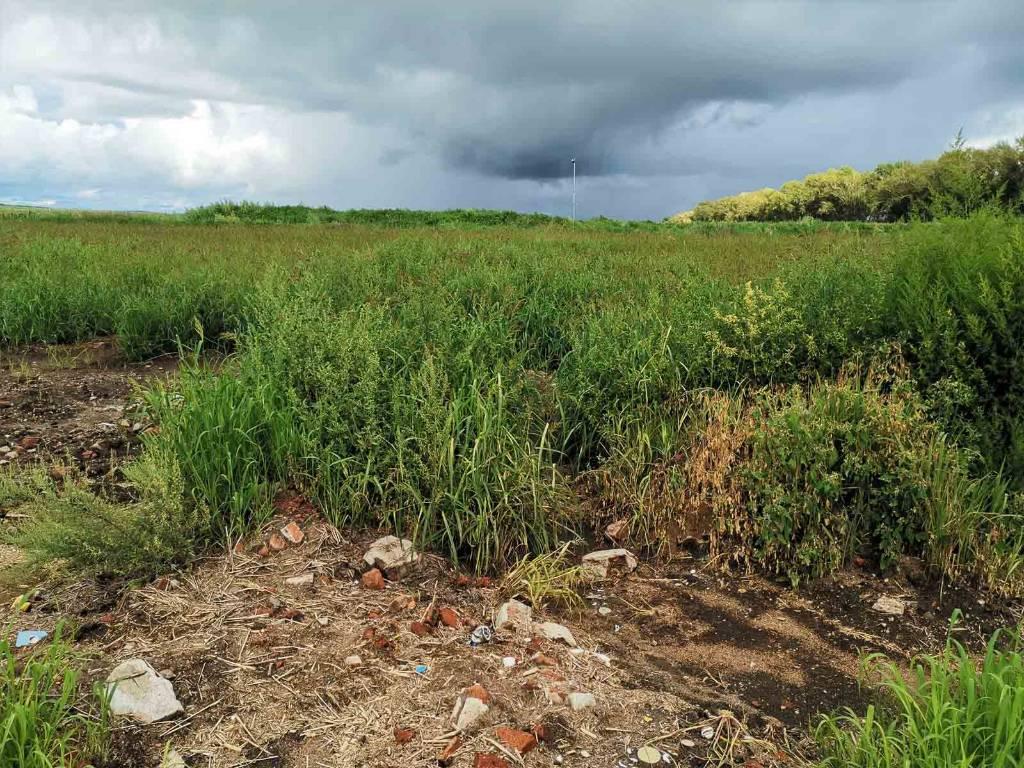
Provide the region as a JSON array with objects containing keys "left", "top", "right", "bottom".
[
  {"left": 268, "top": 533, "right": 288, "bottom": 552},
  {"left": 280, "top": 520, "right": 304, "bottom": 544},
  {"left": 531, "top": 652, "right": 558, "bottom": 667},
  {"left": 393, "top": 726, "right": 416, "bottom": 744},
  {"left": 474, "top": 754, "right": 510, "bottom": 768},
  {"left": 439, "top": 607, "right": 461, "bottom": 628},
  {"left": 463, "top": 683, "right": 491, "bottom": 704},
  {"left": 361, "top": 568, "right": 385, "bottom": 590},
  {"left": 410, "top": 621, "right": 432, "bottom": 637},
  {"left": 389, "top": 594, "right": 415, "bottom": 613},
  {"left": 439, "top": 736, "right": 462, "bottom": 764},
  {"left": 257, "top": 545, "right": 271, "bottom": 558},
  {"left": 495, "top": 727, "right": 537, "bottom": 755}
]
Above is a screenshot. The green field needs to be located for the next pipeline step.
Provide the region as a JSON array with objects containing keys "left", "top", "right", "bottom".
[{"left": 2, "top": 210, "right": 1022, "bottom": 581}]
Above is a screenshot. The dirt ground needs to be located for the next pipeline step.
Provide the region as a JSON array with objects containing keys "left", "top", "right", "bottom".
[{"left": 2, "top": 344, "right": 1022, "bottom": 768}]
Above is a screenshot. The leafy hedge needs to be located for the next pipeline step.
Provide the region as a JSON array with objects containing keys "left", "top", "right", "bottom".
[{"left": 678, "top": 136, "right": 1024, "bottom": 222}]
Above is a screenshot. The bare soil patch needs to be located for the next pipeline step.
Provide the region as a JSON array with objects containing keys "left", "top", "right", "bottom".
[{"left": 0, "top": 338, "right": 177, "bottom": 487}]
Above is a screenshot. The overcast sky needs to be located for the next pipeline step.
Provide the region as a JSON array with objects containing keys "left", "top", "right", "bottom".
[{"left": 1, "top": 1, "right": 1023, "bottom": 219}]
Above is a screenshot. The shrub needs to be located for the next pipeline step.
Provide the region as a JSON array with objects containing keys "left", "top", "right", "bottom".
[{"left": 10, "top": 446, "right": 204, "bottom": 579}]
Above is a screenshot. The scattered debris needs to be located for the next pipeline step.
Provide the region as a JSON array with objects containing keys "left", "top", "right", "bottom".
[
  {"left": 502, "top": 656, "right": 518, "bottom": 668},
  {"left": 469, "top": 625, "right": 494, "bottom": 645},
  {"left": 637, "top": 746, "right": 665, "bottom": 766},
  {"left": 410, "top": 620, "right": 433, "bottom": 636},
  {"left": 344, "top": 655, "right": 362, "bottom": 667},
  {"left": 452, "top": 687, "right": 491, "bottom": 731},
  {"left": 605, "top": 518, "right": 629, "bottom": 543},
  {"left": 535, "top": 621, "right": 577, "bottom": 646},
  {"left": 494, "top": 599, "right": 532, "bottom": 633},
  {"left": 106, "top": 659, "right": 183, "bottom": 724},
  {"left": 581, "top": 548, "right": 639, "bottom": 579},
  {"left": 439, "top": 736, "right": 463, "bottom": 764},
  {"left": 496, "top": 726, "right": 537, "bottom": 754},
  {"left": 280, "top": 520, "right": 305, "bottom": 545},
  {"left": 474, "top": 754, "right": 510, "bottom": 768},
  {"left": 415, "top": 664, "right": 429, "bottom": 675},
  {"left": 568, "top": 691, "right": 596, "bottom": 712},
  {"left": 393, "top": 726, "right": 416, "bottom": 744},
  {"left": 598, "top": 606, "right": 612, "bottom": 616},
  {"left": 872, "top": 595, "right": 907, "bottom": 615},
  {"left": 439, "top": 606, "right": 461, "bottom": 628},
  {"left": 284, "top": 572, "right": 314, "bottom": 586},
  {"left": 700, "top": 726, "right": 715, "bottom": 740},
  {"left": 361, "top": 568, "right": 385, "bottom": 590},
  {"left": 363, "top": 535, "right": 420, "bottom": 579},
  {"left": 14, "top": 629, "right": 48, "bottom": 648}
]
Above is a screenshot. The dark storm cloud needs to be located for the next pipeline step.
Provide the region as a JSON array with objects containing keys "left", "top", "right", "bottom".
[{"left": 3, "top": 0, "right": 1024, "bottom": 216}]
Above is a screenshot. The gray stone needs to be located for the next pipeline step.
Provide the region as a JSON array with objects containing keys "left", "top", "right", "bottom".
[
  {"left": 581, "top": 548, "right": 638, "bottom": 579},
  {"left": 106, "top": 659, "right": 182, "bottom": 724},
  {"left": 494, "top": 599, "right": 532, "bottom": 633},
  {"left": 363, "top": 535, "right": 420, "bottom": 579},
  {"left": 535, "top": 621, "right": 577, "bottom": 646},
  {"left": 451, "top": 695, "right": 489, "bottom": 731},
  {"left": 568, "top": 692, "right": 596, "bottom": 711},
  {"left": 872, "top": 596, "right": 907, "bottom": 615}
]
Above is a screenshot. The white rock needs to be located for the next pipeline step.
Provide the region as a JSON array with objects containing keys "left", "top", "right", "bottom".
[
  {"left": 535, "top": 621, "right": 577, "bottom": 646},
  {"left": 363, "top": 535, "right": 420, "bottom": 579},
  {"left": 344, "top": 655, "right": 363, "bottom": 667},
  {"left": 161, "top": 748, "right": 186, "bottom": 768},
  {"left": 872, "top": 596, "right": 907, "bottom": 615},
  {"left": 451, "top": 695, "right": 489, "bottom": 731},
  {"left": 568, "top": 692, "right": 596, "bottom": 711},
  {"left": 581, "top": 548, "right": 638, "bottom": 579},
  {"left": 285, "top": 573, "right": 314, "bottom": 586},
  {"left": 494, "top": 599, "right": 532, "bottom": 633},
  {"left": 106, "top": 659, "right": 183, "bottom": 724}
]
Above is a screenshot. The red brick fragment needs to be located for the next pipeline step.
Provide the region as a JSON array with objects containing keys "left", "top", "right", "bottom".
[
  {"left": 410, "top": 620, "right": 432, "bottom": 636},
  {"left": 463, "top": 683, "right": 491, "bottom": 703},
  {"left": 439, "top": 607, "right": 461, "bottom": 628},
  {"left": 268, "top": 533, "right": 287, "bottom": 552},
  {"left": 474, "top": 754, "right": 509, "bottom": 768},
  {"left": 280, "top": 520, "right": 304, "bottom": 544},
  {"left": 495, "top": 727, "right": 537, "bottom": 755},
  {"left": 393, "top": 726, "right": 416, "bottom": 744},
  {"left": 361, "top": 568, "right": 385, "bottom": 590},
  {"left": 439, "top": 736, "right": 462, "bottom": 764}
]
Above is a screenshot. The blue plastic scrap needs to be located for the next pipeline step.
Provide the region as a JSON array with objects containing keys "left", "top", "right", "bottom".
[{"left": 15, "top": 630, "right": 48, "bottom": 648}]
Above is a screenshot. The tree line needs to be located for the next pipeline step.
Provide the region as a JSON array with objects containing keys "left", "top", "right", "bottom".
[{"left": 677, "top": 135, "right": 1024, "bottom": 223}]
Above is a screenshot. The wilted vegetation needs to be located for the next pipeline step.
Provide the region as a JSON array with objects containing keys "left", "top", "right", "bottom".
[{"left": 679, "top": 135, "right": 1024, "bottom": 223}]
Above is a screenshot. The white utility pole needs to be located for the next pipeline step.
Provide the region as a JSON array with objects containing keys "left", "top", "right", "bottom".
[{"left": 570, "top": 157, "right": 576, "bottom": 222}]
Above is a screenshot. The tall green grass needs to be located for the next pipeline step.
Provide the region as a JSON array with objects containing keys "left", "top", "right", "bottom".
[
  {"left": 3, "top": 213, "right": 1024, "bottom": 580},
  {"left": 1, "top": 628, "right": 109, "bottom": 768},
  {"left": 816, "top": 625, "right": 1024, "bottom": 768}
]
